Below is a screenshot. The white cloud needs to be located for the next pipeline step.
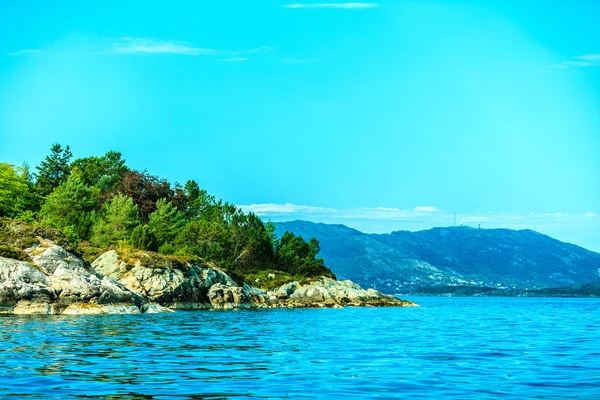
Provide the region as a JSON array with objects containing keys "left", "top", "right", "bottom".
[
  {"left": 576, "top": 54, "right": 600, "bottom": 62},
  {"left": 414, "top": 206, "right": 442, "bottom": 212},
  {"left": 554, "top": 53, "right": 600, "bottom": 69},
  {"left": 8, "top": 38, "right": 272, "bottom": 58},
  {"left": 104, "top": 38, "right": 219, "bottom": 56},
  {"left": 282, "top": 3, "right": 381, "bottom": 9},
  {"left": 242, "top": 204, "right": 600, "bottom": 251},
  {"left": 239, "top": 203, "right": 596, "bottom": 227},
  {"left": 239, "top": 203, "right": 337, "bottom": 215},
  {"left": 240, "top": 203, "right": 449, "bottom": 220}
]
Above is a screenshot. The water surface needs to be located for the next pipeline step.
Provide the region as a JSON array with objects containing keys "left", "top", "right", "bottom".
[{"left": 1, "top": 297, "right": 599, "bottom": 399}]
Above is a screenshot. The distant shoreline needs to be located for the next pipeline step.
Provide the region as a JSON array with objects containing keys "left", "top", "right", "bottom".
[{"left": 394, "top": 283, "right": 600, "bottom": 298}]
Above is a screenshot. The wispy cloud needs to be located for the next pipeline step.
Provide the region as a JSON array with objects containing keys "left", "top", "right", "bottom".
[
  {"left": 241, "top": 203, "right": 337, "bottom": 215},
  {"left": 7, "top": 49, "right": 43, "bottom": 56},
  {"left": 238, "top": 202, "right": 600, "bottom": 251},
  {"left": 282, "top": 2, "right": 381, "bottom": 9},
  {"left": 218, "top": 57, "right": 249, "bottom": 62},
  {"left": 7, "top": 38, "right": 272, "bottom": 59},
  {"left": 414, "top": 206, "right": 443, "bottom": 212},
  {"left": 104, "top": 37, "right": 216, "bottom": 56},
  {"left": 552, "top": 53, "right": 600, "bottom": 69}
]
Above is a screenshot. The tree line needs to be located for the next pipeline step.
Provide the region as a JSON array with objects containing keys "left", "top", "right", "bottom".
[{"left": 0, "top": 144, "right": 333, "bottom": 281}]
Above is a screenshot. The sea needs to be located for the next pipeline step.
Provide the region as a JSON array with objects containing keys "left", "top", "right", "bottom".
[{"left": 1, "top": 297, "right": 599, "bottom": 399}]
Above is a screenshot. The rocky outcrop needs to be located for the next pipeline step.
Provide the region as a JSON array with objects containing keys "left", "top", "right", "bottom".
[
  {"left": 1, "top": 241, "right": 416, "bottom": 315},
  {"left": 91, "top": 250, "right": 270, "bottom": 309},
  {"left": 263, "top": 278, "right": 416, "bottom": 308},
  {"left": 0, "top": 241, "right": 170, "bottom": 315}
]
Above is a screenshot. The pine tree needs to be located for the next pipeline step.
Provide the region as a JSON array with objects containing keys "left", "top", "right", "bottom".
[
  {"left": 35, "top": 143, "right": 73, "bottom": 196},
  {"left": 39, "top": 175, "right": 97, "bottom": 240},
  {"left": 91, "top": 194, "right": 139, "bottom": 247},
  {"left": 148, "top": 198, "right": 186, "bottom": 246}
]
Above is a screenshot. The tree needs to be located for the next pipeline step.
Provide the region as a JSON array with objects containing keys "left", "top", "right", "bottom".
[
  {"left": 227, "top": 211, "right": 274, "bottom": 268},
  {"left": 70, "top": 151, "right": 128, "bottom": 189},
  {"left": 39, "top": 175, "right": 97, "bottom": 240},
  {"left": 35, "top": 143, "right": 72, "bottom": 196},
  {"left": 174, "top": 220, "right": 228, "bottom": 261},
  {"left": 129, "top": 224, "right": 158, "bottom": 252},
  {"left": 275, "top": 232, "right": 329, "bottom": 277},
  {"left": 91, "top": 194, "right": 139, "bottom": 247},
  {"left": 115, "top": 170, "right": 173, "bottom": 222},
  {"left": 0, "top": 163, "right": 30, "bottom": 218},
  {"left": 148, "top": 198, "right": 186, "bottom": 246},
  {"left": 182, "top": 179, "right": 213, "bottom": 220}
]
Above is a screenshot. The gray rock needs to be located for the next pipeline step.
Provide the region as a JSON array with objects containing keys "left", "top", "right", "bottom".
[
  {"left": 0, "top": 242, "right": 164, "bottom": 315},
  {"left": 284, "top": 277, "right": 416, "bottom": 307},
  {"left": 1, "top": 242, "right": 417, "bottom": 315},
  {"left": 91, "top": 250, "right": 268, "bottom": 309},
  {"left": 276, "top": 281, "right": 299, "bottom": 299}
]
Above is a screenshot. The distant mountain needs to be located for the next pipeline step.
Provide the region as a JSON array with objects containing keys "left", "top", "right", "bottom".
[{"left": 275, "top": 221, "right": 600, "bottom": 294}]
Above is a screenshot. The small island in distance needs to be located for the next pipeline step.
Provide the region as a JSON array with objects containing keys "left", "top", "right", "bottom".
[{"left": 0, "top": 144, "right": 416, "bottom": 314}]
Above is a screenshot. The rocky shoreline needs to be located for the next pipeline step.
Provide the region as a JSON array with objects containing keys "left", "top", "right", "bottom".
[{"left": 1, "top": 234, "right": 417, "bottom": 315}]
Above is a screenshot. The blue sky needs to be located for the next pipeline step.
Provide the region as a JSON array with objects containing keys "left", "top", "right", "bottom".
[{"left": 0, "top": 1, "right": 599, "bottom": 250}]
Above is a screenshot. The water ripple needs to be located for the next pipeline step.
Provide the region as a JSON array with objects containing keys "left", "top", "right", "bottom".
[{"left": 1, "top": 298, "right": 600, "bottom": 399}]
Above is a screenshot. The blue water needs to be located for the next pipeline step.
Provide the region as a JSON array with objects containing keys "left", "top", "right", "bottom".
[{"left": 1, "top": 297, "right": 599, "bottom": 399}]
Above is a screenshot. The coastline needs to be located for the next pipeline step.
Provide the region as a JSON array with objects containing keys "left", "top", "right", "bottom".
[{"left": 1, "top": 238, "right": 417, "bottom": 315}]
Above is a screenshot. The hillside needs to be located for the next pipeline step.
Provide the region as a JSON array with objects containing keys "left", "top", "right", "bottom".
[
  {"left": 275, "top": 221, "right": 600, "bottom": 294},
  {"left": 1, "top": 145, "right": 335, "bottom": 289}
]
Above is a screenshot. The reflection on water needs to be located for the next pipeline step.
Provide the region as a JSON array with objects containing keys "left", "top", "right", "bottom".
[{"left": 1, "top": 298, "right": 600, "bottom": 399}]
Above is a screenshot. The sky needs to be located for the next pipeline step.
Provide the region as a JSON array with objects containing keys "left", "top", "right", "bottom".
[{"left": 0, "top": 0, "right": 599, "bottom": 250}]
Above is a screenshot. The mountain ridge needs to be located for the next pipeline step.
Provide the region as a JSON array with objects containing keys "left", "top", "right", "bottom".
[{"left": 274, "top": 220, "right": 600, "bottom": 294}]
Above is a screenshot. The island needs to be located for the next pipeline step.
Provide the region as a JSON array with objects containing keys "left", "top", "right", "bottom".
[{"left": 0, "top": 145, "right": 416, "bottom": 314}]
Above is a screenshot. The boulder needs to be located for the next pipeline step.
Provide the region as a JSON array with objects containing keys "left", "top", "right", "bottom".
[
  {"left": 281, "top": 277, "right": 417, "bottom": 308},
  {"left": 1, "top": 244, "right": 416, "bottom": 314},
  {"left": 0, "top": 241, "right": 157, "bottom": 315},
  {"left": 91, "top": 250, "right": 269, "bottom": 309}
]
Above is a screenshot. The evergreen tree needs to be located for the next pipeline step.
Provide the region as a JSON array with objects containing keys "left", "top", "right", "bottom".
[
  {"left": 174, "top": 220, "right": 227, "bottom": 261},
  {"left": 39, "top": 175, "right": 97, "bottom": 240},
  {"left": 35, "top": 143, "right": 73, "bottom": 196},
  {"left": 148, "top": 198, "right": 186, "bottom": 246},
  {"left": 91, "top": 194, "right": 139, "bottom": 247},
  {"left": 70, "top": 151, "right": 127, "bottom": 189},
  {"left": 183, "top": 179, "right": 213, "bottom": 220},
  {"left": 129, "top": 224, "right": 158, "bottom": 252}
]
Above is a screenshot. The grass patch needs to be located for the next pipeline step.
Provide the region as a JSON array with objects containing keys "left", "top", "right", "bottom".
[
  {"left": 0, "top": 245, "right": 31, "bottom": 262},
  {"left": 242, "top": 269, "right": 313, "bottom": 291},
  {"left": 0, "top": 218, "right": 75, "bottom": 252}
]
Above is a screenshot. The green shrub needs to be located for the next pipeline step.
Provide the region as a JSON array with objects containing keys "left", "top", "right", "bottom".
[
  {"left": 130, "top": 225, "right": 158, "bottom": 252},
  {"left": 158, "top": 242, "right": 176, "bottom": 255},
  {"left": 62, "top": 225, "right": 79, "bottom": 248}
]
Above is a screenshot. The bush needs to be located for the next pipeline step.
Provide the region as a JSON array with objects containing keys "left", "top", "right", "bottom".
[
  {"left": 158, "top": 242, "right": 176, "bottom": 255},
  {"left": 130, "top": 225, "right": 158, "bottom": 252},
  {"left": 62, "top": 225, "right": 80, "bottom": 248}
]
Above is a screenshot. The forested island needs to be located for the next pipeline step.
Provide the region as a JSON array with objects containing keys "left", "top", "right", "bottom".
[
  {"left": 0, "top": 144, "right": 414, "bottom": 314},
  {"left": 1, "top": 144, "right": 334, "bottom": 287}
]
